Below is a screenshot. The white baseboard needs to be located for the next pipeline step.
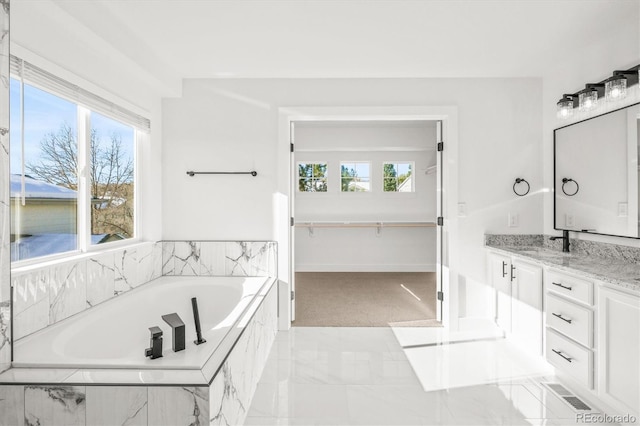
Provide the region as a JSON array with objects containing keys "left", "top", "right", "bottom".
[{"left": 295, "top": 264, "right": 436, "bottom": 273}]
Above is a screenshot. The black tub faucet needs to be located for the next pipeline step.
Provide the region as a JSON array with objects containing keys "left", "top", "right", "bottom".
[
  {"left": 550, "top": 230, "right": 570, "bottom": 253},
  {"left": 162, "top": 313, "right": 186, "bottom": 352},
  {"left": 192, "top": 297, "right": 207, "bottom": 345},
  {"left": 145, "top": 326, "right": 163, "bottom": 359}
]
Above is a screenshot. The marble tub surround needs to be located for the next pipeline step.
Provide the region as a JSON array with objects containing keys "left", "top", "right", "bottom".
[
  {"left": 163, "top": 240, "right": 277, "bottom": 277},
  {"left": 11, "top": 241, "right": 162, "bottom": 340},
  {"left": 0, "top": 385, "right": 208, "bottom": 426},
  {"left": 485, "top": 235, "right": 640, "bottom": 293},
  {"left": 0, "top": 279, "right": 279, "bottom": 426}
]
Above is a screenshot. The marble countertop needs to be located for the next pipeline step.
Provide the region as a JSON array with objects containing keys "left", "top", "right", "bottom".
[{"left": 485, "top": 244, "right": 640, "bottom": 294}]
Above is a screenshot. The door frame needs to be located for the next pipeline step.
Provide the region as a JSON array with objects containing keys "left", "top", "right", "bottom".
[{"left": 276, "top": 106, "right": 459, "bottom": 331}]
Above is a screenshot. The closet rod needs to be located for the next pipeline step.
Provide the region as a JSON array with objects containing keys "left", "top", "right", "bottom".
[{"left": 186, "top": 171, "right": 257, "bottom": 177}]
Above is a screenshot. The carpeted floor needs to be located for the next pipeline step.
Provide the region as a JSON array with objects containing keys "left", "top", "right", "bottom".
[{"left": 292, "top": 272, "right": 441, "bottom": 327}]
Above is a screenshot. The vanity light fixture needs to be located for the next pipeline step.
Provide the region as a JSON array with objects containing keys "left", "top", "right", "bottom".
[
  {"left": 556, "top": 95, "right": 575, "bottom": 118},
  {"left": 578, "top": 84, "right": 603, "bottom": 111},
  {"left": 557, "top": 63, "right": 640, "bottom": 119}
]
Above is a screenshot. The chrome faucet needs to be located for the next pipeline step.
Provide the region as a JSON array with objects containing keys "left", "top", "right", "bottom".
[{"left": 550, "top": 230, "right": 570, "bottom": 253}]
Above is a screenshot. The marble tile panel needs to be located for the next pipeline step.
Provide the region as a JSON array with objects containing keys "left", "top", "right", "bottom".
[
  {"left": 147, "top": 386, "right": 209, "bottom": 426},
  {"left": 174, "top": 241, "right": 200, "bottom": 276},
  {"left": 162, "top": 241, "right": 175, "bottom": 276},
  {"left": 86, "top": 252, "right": 115, "bottom": 308},
  {"left": 226, "top": 241, "right": 277, "bottom": 277},
  {"left": 10, "top": 270, "right": 49, "bottom": 338},
  {"left": 24, "top": 385, "right": 86, "bottom": 426},
  {"left": 0, "top": 385, "right": 25, "bottom": 426},
  {"left": 200, "top": 241, "right": 226, "bottom": 275},
  {"left": 0, "top": 300, "right": 9, "bottom": 374},
  {"left": 86, "top": 386, "right": 148, "bottom": 425},
  {"left": 210, "top": 286, "right": 278, "bottom": 425},
  {"left": 114, "top": 248, "right": 138, "bottom": 295},
  {"left": 137, "top": 242, "right": 162, "bottom": 286},
  {"left": 49, "top": 261, "right": 86, "bottom": 324}
]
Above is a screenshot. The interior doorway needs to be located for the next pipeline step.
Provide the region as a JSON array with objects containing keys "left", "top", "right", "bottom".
[{"left": 290, "top": 119, "right": 442, "bottom": 327}]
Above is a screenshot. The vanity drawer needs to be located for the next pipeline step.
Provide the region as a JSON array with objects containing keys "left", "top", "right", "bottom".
[
  {"left": 546, "top": 269, "right": 593, "bottom": 306},
  {"left": 546, "top": 293, "right": 593, "bottom": 348},
  {"left": 546, "top": 327, "right": 593, "bottom": 389}
]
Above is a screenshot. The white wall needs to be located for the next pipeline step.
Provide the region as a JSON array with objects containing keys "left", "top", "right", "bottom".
[
  {"left": 162, "top": 78, "right": 544, "bottom": 319},
  {"left": 293, "top": 122, "right": 437, "bottom": 272},
  {"left": 541, "top": 4, "right": 640, "bottom": 247}
]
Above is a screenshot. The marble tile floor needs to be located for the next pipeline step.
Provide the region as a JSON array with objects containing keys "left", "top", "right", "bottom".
[{"left": 245, "top": 323, "right": 614, "bottom": 426}]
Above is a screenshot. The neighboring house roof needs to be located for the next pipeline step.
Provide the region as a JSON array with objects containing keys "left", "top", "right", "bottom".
[
  {"left": 10, "top": 174, "right": 77, "bottom": 199},
  {"left": 398, "top": 176, "right": 412, "bottom": 192},
  {"left": 350, "top": 181, "right": 370, "bottom": 192},
  {"left": 10, "top": 233, "right": 120, "bottom": 261}
]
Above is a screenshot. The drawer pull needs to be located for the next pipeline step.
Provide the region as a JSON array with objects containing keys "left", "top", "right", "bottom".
[
  {"left": 552, "top": 349, "right": 573, "bottom": 363},
  {"left": 552, "top": 282, "right": 572, "bottom": 291},
  {"left": 502, "top": 261, "right": 507, "bottom": 278},
  {"left": 552, "top": 312, "right": 573, "bottom": 324}
]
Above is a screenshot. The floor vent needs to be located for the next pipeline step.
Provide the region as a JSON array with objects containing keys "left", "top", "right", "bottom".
[{"left": 541, "top": 383, "right": 592, "bottom": 411}]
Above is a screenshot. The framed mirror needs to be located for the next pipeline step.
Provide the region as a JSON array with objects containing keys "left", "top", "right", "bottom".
[{"left": 554, "top": 102, "right": 640, "bottom": 239}]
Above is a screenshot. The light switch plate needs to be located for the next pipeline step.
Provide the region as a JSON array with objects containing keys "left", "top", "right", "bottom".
[
  {"left": 565, "top": 214, "right": 575, "bottom": 227},
  {"left": 618, "top": 202, "right": 628, "bottom": 217},
  {"left": 458, "top": 202, "right": 467, "bottom": 217},
  {"left": 508, "top": 213, "right": 519, "bottom": 227}
]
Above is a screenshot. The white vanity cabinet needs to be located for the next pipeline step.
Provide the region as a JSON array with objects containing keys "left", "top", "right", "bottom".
[
  {"left": 486, "top": 250, "right": 543, "bottom": 354},
  {"left": 544, "top": 268, "right": 595, "bottom": 389},
  {"left": 597, "top": 286, "right": 640, "bottom": 417}
]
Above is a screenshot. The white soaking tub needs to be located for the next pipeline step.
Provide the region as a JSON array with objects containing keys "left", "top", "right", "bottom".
[{"left": 13, "top": 276, "right": 274, "bottom": 371}]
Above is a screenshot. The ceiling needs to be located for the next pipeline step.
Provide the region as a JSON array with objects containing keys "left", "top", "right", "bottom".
[{"left": 11, "top": 0, "right": 640, "bottom": 98}]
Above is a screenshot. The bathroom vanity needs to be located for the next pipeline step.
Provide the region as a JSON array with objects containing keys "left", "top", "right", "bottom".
[{"left": 485, "top": 238, "right": 640, "bottom": 419}]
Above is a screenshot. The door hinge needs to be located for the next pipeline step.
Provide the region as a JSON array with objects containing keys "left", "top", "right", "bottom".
[
  {"left": 290, "top": 143, "right": 294, "bottom": 153},
  {"left": 437, "top": 142, "right": 444, "bottom": 152},
  {"left": 290, "top": 217, "right": 295, "bottom": 227},
  {"left": 437, "top": 217, "right": 444, "bottom": 226},
  {"left": 291, "top": 290, "right": 295, "bottom": 301},
  {"left": 437, "top": 291, "right": 444, "bottom": 301}
]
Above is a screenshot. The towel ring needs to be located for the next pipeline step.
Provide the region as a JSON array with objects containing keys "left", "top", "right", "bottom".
[
  {"left": 513, "top": 178, "right": 530, "bottom": 196},
  {"left": 561, "top": 178, "right": 579, "bottom": 196}
]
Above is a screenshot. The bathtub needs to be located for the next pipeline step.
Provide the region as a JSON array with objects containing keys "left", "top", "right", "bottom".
[{"left": 13, "top": 275, "right": 275, "bottom": 371}]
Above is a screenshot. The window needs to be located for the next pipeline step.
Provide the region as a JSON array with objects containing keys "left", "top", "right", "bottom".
[
  {"left": 298, "top": 162, "right": 327, "bottom": 192},
  {"left": 10, "top": 80, "right": 79, "bottom": 261},
  {"left": 90, "top": 112, "right": 135, "bottom": 245},
  {"left": 383, "top": 162, "right": 414, "bottom": 192},
  {"left": 9, "top": 56, "right": 148, "bottom": 263},
  {"left": 341, "top": 162, "right": 370, "bottom": 192}
]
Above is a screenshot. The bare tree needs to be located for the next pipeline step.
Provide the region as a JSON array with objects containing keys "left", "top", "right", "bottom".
[{"left": 26, "top": 123, "right": 134, "bottom": 239}]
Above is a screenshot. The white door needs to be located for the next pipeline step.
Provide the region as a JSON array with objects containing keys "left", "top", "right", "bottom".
[
  {"left": 598, "top": 286, "right": 640, "bottom": 416},
  {"left": 436, "top": 120, "right": 444, "bottom": 322},
  {"left": 511, "top": 259, "right": 543, "bottom": 354},
  {"left": 289, "top": 121, "right": 296, "bottom": 321},
  {"left": 490, "top": 252, "right": 512, "bottom": 332}
]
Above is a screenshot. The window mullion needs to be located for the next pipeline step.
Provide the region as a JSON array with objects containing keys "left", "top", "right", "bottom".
[{"left": 77, "top": 106, "right": 91, "bottom": 252}]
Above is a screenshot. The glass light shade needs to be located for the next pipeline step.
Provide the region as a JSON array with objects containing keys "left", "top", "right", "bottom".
[
  {"left": 557, "top": 98, "right": 573, "bottom": 119},
  {"left": 605, "top": 77, "right": 627, "bottom": 101},
  {"left": 579, "top": 89, "right": 598, "bottom": 111}
]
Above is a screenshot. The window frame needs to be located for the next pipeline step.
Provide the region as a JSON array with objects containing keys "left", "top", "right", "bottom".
[
  {"left": 296, "top": 161, "right": 328, "bottom": 193},
  {"left": 340, "top": 161, "right": 372, "bottom": 193},
  {"left": 9, "top": 70, "right": 143, "bottom": 266},
  {"left": 382, "top": 161, "right": 415, "bottom": 193}
]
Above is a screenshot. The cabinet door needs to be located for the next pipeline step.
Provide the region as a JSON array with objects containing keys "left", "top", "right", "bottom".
[
  {"left": 598, "top": 287, "right": 640, "bottom": 416},
  {"left": 512, "top": 259, "right": 543, "bottom": 355},
  {"left": 488, "top": 252, "right": 512, "bottom": 332}
]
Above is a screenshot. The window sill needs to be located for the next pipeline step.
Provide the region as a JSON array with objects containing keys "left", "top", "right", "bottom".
[{"left": 10, "top": 238, "right": 152, "bottom": 274}]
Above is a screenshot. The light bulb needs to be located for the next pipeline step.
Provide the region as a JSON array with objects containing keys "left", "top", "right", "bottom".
[
  {"left": 605, "top": 76, "right": 627, "bottom": 102},
  {"left": 579, "top": 89, "right": 598, "bottom": 111}
]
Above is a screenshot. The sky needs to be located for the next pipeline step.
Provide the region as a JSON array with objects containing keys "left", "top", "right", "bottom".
[{"left": 9, "top": 78, "right": 135, "bottom": 177}]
